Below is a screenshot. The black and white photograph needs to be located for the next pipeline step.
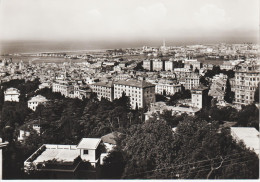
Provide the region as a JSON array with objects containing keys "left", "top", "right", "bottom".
[{"left": 0, "top": 0, "right": 259, "bottom": 180}]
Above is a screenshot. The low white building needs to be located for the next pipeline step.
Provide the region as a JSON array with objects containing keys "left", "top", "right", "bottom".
[
  {"left": 24, "top": 138, "right": 102, "bottom": 173},
  {"left": 4, "top": 88, "right": 20, "bottom": 102},
  {"left": 28, "top": 95, "right": 48, "bottom": 111}
]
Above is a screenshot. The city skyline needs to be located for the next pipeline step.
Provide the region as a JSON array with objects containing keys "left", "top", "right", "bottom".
[{"left": 0, "top": 0, "right": 259, "bottom": 44}]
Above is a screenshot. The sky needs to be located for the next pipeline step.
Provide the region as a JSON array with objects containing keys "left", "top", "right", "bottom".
[{"left": 0, "top": 0, "right": 259, "bottom": 44}]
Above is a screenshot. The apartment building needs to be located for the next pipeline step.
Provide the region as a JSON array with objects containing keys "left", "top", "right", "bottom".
[
  {"left": 52, "top": 80, "right": 74, "bottom": 97},
  {"left": 191, "top": 85, "right": 209, "bottom": 109},
  {"left": 143, "top": 60, "right": 153, "bottom": 71},
  {"left": 90, "top": 81, "right": 114, "bottom": 101},
  {"left": 165, "top": 61, "right": 174, "bottom": 71},
  {"left": 152, "top": 59, "right": 164, "bottom": 71},
  {"left": 184, "top": 73, "right": 200, "bottom": 90},
  {"left": 114, "top": 80, "right": 155, "bottom": 109},
  {"left": 232, "top": 61, "right": 260, "bottom": 106}
]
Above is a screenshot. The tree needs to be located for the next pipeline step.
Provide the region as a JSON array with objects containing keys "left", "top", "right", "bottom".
[
  {"left": 121, "top": 117, "right": 175, "bottom": 179},
  {"left": 236, "top": 104, "right": 259, "bottom": 130},
  {"left": 171, "top": 119, "right": 259, "bottom": 179},
  {"left": 100, "top": 149, "right": 126, "bottom": 179},
  {"left": 224, "top": 79, "right": 234, "bottom": 103}
]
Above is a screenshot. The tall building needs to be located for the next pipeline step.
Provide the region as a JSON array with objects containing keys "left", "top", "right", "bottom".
[
  {"left": 143, "top": 60, "right": 153, "bottom": 71},
  {"left": 90, "top": 81, "right": 114, "bottom": 101},
  {"left": 191, "top": 85, "right": 209, "bottom": 109},
  {"left": 165, "top": 61, "right": 174, "bottom": 72},
  {"left": 153, "top": 59, "right": 164, "bottom": 71},
  {"left": 232, "top": 61, "right": 260, "bottom": 106},
  {"left": 184, "top": 73, "right": 200, "bottom": 90},
  {"left": 114, "top": 80, "right": 155, "bottom": 109}
]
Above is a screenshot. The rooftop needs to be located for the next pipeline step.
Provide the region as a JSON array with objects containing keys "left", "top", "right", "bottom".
[
  {"left": 34, "top": 145, "right": 79, "bottom": 163},
  {"left": 28, "top": 95, "right": 48, "bottom": 103},
  {"left": 92, "top": 81, "right": 114, "bottom": 87},
  {"left": 101, "top": 132, "right": 122, "bottom": 145},
  {"left": 114, "top": 80, "right": 155, "bottom": 88},
  {"left": 77, "top": 138, "right": 101, "bottom": 149},
  {"left": 230, "top": 127, "right": 260, "bottom": 156},
  {"left": 4, "top": 87, "right": 20, "bottom": 94}
]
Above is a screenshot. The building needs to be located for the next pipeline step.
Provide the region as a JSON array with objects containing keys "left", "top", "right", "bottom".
[
  {"left": 174, "top": 68, "right": 192, "bottom": 79},
  {"left": 114, "top": 80, "right": 155, "bottom": 109},
  {"left": 144, "top": 102, "right": 200, "bottom": 121},
  {"left": 191, "top": 85, "right": 209, "bottom": 109},
  {"left": 152, "top": 59, "right": 164, "bottom": 71},
  {"left": 52, "top": 80, "right": 74, "bottom": 97},
  {"left": 184, "top": 59, "right": 202, "bottom": 71},
  {"left": 4, "top": 87, "right": 20, "bottom": 102},
  {"left": 143, "top": 60, "right": 153, "bottom": 71},
  {"left": 232, "top": 61, "right": 260, "bottom": 106},
  {"left": 73, "top": 85, "right": 92, "bottom": 100},
  {"left": 165, "top": 61, "right": 174, "bottom": 71},
  {"left": 28, "top": 95, "right": 48, "bottom": 111},
  {"left": 220, "top": 59, "right": 244, "bottom": 70},
  {"left": 76, "top": 138, "right": 102, "bottom": 167},
  {"left": 230, "top": 127, "right": 259, "bottom": 157},
  {"left": 90, "top": 81, "right": 114, "bottom": 101},
  {"left": 155, "top": 80, "right": 181, "bottom": 96},
  {"left": 184, "top": 73, "right": 200, "bottom": 90},
  {"left": 24, "top": 138, "right": 102, "bottom": 174},
  {"left": 208, "top": 73, "right": 228, "bottom": 101}
]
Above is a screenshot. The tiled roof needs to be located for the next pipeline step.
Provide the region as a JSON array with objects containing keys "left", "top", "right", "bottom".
[
  {"left": 114, "top": 80, "right": 155, "bottom": 88},
  {"left": 101, "top": 132, "right": 122, "bottom": 145}
]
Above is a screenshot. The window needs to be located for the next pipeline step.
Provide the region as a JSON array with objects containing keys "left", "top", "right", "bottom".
[{"left": 83, "top": 150, "right": 88, "bottom": 155}]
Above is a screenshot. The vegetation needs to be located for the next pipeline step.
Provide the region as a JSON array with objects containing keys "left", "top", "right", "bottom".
[{"left": 0, "top": 79, "right": 259, "bottom": 179}]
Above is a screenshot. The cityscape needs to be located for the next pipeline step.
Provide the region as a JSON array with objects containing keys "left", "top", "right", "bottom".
[{"left": 0, "top": 0, "right": 259, "bottom": 180}]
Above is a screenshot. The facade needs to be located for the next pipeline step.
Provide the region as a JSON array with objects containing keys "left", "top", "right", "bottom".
[
  {"left": 208, "top": 73, "right": 228, "bottom": 101},
  {"left": 4, "top": 87, "right": 20, "bottom": 102},
  {"left": 174, "top": 68, "right": 192, "bottom": 79},
  {"left": 184, "top": 73, "right": 200, "bottom": 90},
  {"left": 152, "top": 59, "right": 164, "bottom": 71},
  {"left": 165, "top": 61, "right": 174, "bottom": 71},
  {"left": 232, "top": 61, "right": 260, "bottom": 106},
  {"left": 184, "top": 59, "right": 202, "bottom": 71},
  {"left": 155, "top": 81, "right": 181, "bottom": 96},
  {"left": 191, "top": 85, "right": 209, "bottom": 109},
  {"left": 90, "top": 81, "right": 114, "bottom": 101},
  {"left": 114, "top": 80, "right": 155, "bottom": 109},
  {"left": 52, "top": 80, "right": 74, "bottom": 97},
  {"left": 76, "top": 138, "right": 102, "bottom": 167},
  {"left": 143, "top": 60, "right": 153, "bottom": 71},
  {"left": 28, "top": 95, "right": 48, "bottom": 111}
]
